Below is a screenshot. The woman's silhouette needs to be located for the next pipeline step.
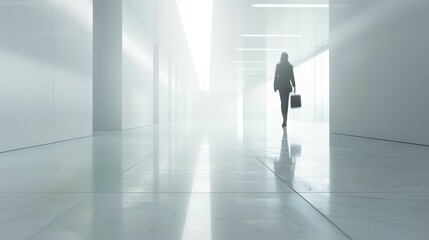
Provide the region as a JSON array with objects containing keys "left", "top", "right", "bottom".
[{"left": 274, "top": 52, "right": 296, "bottom": 128}]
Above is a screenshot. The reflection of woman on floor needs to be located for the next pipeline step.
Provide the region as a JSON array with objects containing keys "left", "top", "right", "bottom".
[{"left": 274, "top": 129, "right": 301, "bottom": 185}]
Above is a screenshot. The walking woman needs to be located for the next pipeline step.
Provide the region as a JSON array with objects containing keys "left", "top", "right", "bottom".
[{"left": 274, "top": 52, "right": 296, "bottom": 128}]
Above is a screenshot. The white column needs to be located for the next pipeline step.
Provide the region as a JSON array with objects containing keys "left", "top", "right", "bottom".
[{"left": 93, "top": 0, "right": 123, "bottom": 131}]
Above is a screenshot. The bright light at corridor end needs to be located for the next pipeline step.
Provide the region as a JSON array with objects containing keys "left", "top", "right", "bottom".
[
  {"left": 252, "top": 4, "right": 329, "bottom": 8},
  {"left": 176, "top": 0, "right": 213, "bottom": 92}
]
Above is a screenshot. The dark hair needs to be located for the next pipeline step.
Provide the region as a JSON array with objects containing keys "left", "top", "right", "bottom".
[{"left": 280, "top": 52, "right": 289, "bottom": 63}]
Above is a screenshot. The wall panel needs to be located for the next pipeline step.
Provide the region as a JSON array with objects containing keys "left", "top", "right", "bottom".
[
  {"left": 0, "top": 0, "right": 94, "bottom": 152},
  {"left": 0, "top": 0, "right": 54, "bottom": 152},
  {"left": 93, "top": 0, "right": 122, "bottom": 131},
  {"left": 54, "top": 0, "right": 93, "bottom": 141},
  {"left": 158, "top": 52, "right": 170, "bottom": 123},
  {"left": 330, "top": 0, "right": 429, "bottom": 145},
  {"left": 122, "top": 1, "right": 153, "bottom": 129}
]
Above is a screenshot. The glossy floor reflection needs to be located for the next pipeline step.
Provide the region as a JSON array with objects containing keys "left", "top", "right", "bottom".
[{"left": 1, "top": 120, "right": 429, "bottom": 239}]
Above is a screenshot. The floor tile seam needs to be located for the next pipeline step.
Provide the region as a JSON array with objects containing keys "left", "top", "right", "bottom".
[
  {"left": 275, "top": 168, "right": 429, "bottom": 172},
  {"left": 129, "top": 168, "right": 269, "bottom": 170},
  {"left": 121, "top": 169, "right": 274, "bottom": 171},
  {"left": 294, "top": 192, "right": 429, "bottom": 194},
  {"left": 0, "top": 135, "right": 93, "bottom": 155},
  {"left": 241, "top": 144, "right": 353, "bottom": 240},
  {"left": 91, "top": 192, "right": 300, "bottom": 194},
  {"left": 4, "top": 191, "right": 428, "bottom": 194},
  {"left": 0, "top": 192, "right": 100, "bottom": 194},
  {"left": 96, "top": 191, "right": 298, "bottom": 193},
  {"left": 0, "top": 169, "right": 145, "bottom": 171},
  {"left": 93, "top": 152, "right": 155, "bottom": 193},
  {"left": 26, "top": 152, "right": 154, "bottom": 240},
  {"left": 25, "top": 193, "right": 93, "bottom": 240},
  {"left": 89, "top": 192, "right": 429, "bottom": 196},
  {"left": 331, "top": 132, "right": 429, "bottom": 147}
]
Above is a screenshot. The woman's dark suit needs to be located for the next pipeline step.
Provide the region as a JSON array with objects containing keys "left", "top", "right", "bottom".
[{"left": 274, "top": 62, "right": 296, "bottom": 124}]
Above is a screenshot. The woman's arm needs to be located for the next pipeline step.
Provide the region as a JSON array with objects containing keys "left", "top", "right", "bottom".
[{"left": 290, "top": 66, "right": 296, "bottom": 92}]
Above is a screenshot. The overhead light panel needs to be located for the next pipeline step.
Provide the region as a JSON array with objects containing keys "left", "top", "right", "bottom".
[{"left": 252, "top": 4, "right": 329, "bottom": 8}]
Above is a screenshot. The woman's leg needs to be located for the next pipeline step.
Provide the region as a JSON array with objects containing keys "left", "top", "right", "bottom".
[{"left": 279, "top": 91, "right": 290, "bottom": 126}]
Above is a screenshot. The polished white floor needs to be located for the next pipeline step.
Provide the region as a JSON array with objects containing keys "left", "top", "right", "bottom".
[{"left": 1, "top": 120, "right": 429, "bottom": 239}]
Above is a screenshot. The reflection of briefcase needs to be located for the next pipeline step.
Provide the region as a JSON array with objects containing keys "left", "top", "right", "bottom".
[{"left": 291, "top": 93, "right": 301, "bottom": 108}]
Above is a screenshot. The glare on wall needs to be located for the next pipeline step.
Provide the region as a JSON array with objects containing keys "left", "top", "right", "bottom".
[
  {"left": 56, "top": 0, "right": 93, "bottom": 29},
  {"left": 176, "top": 0, "right": 213, "bottom": 92},
  {"left": 123, "top": 33, "right": 152, "bottom": 70}
]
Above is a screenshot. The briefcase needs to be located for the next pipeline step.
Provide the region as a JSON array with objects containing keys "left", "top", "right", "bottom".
[{"left": 290, "top": 93, "right": 301, "bottom": 108}]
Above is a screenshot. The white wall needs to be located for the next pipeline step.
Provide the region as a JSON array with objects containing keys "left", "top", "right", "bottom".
[
  {"left": 154, "top": 0, "right": 191, "bottom": 123},
  {"left": 0, "top": 0, "right": 93, "bottom": 152},
  {"left": 330, "top": 0, "right": 429, "bottom": 145},
  {"left": 54, "top": 0, "right": 93, "bottom": 141},
  {"left": 170, "top": 63, "right": 177, "bottom": 121},
  {"left": 174, "top": 56, "right": 190, "bottom": 120},
  {"left": 158, "top": 52, "right": 170, "bottom": 123},
  {"left": 122, "top": 1, "right": 153, "bottom": 129},
  {"left": 94, "top": 0, "right": 192, "bottom": 129},
  {"left": 94, "top": 0, "right": 154, "bottom": 130},
  {"left": 93, "top": 0, "right": 122, "bottom": 131},
  {"left": 155, "top": 0, "right": 195, "bottom": 121}
]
